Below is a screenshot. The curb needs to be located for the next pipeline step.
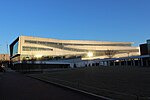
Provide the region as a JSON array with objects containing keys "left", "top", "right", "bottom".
[{"left": 28, "top": 75, "right": 113, "bottom": 100}]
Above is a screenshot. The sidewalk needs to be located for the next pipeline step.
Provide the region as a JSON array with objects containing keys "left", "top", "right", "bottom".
[{"left": 0, "top": 71, "right": 102, "bottom": 100}]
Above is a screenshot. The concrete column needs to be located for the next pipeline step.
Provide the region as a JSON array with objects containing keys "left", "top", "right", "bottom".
[
  {"left": 119, "top": 60, "right": 121, "bottom": 66},
  {"left": 113, "top": 61, "right": 115, "bottom": 66},
  {"left": 130, "top": 59, "right": 131, "bottom": 66},
  {"left": 122, "top": 60, "right": 124, "bottom": 66},
  {"left": 149, "top": 58, "right": 150, "bottom": 66},
  {"left": 133, "top": 59, "right": 135, "bottom": 66},
  {"left": 125, "top": 59, "right": 128, "bottom": 66},
  {"left": 131, "top": 59, "right": 132, "bottom": 66},
  {"left": 146, "top": 59, "right": 148, "bottom": 66},
  {"left": 141, "top": 58, "right": 143, "bottom": 66},
  {"left": 103, "top": 61, "right": 105, "bottom": 66},
  {"left": 100, "top": 61, "right": 102, "bottom": 66},
  {"left": 138, "top": 58, "right": 140, "bottom": 66},
  {"left": 107, "top": 61, "right": 110, "bottom": 66},
  {"left": 108, "top": 60, "right": 111, "bottom": 66}
]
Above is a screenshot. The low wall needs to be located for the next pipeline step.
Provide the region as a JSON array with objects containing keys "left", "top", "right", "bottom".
[{"left": 12, "top": 63, "right": 70, "bottom": 71}]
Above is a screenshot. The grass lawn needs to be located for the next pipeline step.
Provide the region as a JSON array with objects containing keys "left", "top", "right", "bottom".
[{"left": 30, "top": 66, "right": 150, "bottom": 99}]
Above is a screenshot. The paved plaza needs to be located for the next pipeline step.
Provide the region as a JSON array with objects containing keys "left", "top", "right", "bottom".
[{"left": 0, "top": 71, "right": 103, "bottom": 100}]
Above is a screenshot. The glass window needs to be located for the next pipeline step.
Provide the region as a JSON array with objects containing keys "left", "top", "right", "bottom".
[
  {"left": 147, "top": 40, "right": 150, "bottom": 54},
  {"left": 24, "top": 40, "right": 131, "bottom": 47},
  {"left": 147, "top": 39, "right": 150, "bottom": 44},
  {"left": 22, "top": 46, "right": 53, "bottom": 51},
  {"left": 12, "top": 42, "right": 18, "bottom": 56}
]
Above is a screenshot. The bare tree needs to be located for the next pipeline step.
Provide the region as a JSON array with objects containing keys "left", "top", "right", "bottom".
[
  {"left": 30, "top": 57, "right": 37, "bottom": 64},
  {"left": 22, "top": 57, "right": 27, "bottom": 63},
  {"left": 105, "top": 49, "right": 117, "bottom": 58}
]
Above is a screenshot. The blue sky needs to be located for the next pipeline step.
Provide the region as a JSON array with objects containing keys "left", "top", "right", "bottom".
[{"left": 0, "top": 0, "right": 150, "bottom": 54}]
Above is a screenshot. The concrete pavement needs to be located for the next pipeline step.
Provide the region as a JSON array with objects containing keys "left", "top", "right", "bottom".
[{"left": 0, "top": 72, "right": 103, "bottom": 100}]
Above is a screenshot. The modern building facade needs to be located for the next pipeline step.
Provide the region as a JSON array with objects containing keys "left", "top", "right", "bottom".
[
  {"left": 147, "top": 39, "right": 150, "bottom": 54},
  {"left": 10, "top": 36, "right": 139, "bottom": 63},
  {"left": 140, "top": 39, "right": 150, "bottom": 55}
]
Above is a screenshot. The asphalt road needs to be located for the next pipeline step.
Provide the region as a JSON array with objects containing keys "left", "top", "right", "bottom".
[{"left": 0, "top": 72, "right": 102, "bottom": 100}]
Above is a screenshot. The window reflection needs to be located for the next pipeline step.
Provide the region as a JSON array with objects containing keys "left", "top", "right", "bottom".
[{"left": 12, "top": 42, "right": 18, "bottom": 56}]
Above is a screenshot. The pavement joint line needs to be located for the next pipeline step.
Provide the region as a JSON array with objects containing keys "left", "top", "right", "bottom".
[{"left": 27, "top": 75, "right": 113, "bottom": 100}]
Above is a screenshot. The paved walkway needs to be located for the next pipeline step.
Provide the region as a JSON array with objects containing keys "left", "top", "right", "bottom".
[{"left": 0, "top": 72, "right": 102, "bottom": 100}]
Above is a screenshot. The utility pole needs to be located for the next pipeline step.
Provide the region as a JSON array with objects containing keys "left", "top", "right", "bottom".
[{"left": 7, "top": 43, "right": 9, "bottom": 54}]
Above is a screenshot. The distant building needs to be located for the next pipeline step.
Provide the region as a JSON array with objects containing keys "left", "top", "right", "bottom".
[
  {"left": 147, "top": 39, "right": 150, "bottom": 54},
  {"left": 10, "top": 36, "right": 139, "bottom": 63},
  {"left": 0, "top": 54, "right": 10, "bottom": 61},
  {"left": 140, "top": 39, "right": 150, "bottom": 55}
]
